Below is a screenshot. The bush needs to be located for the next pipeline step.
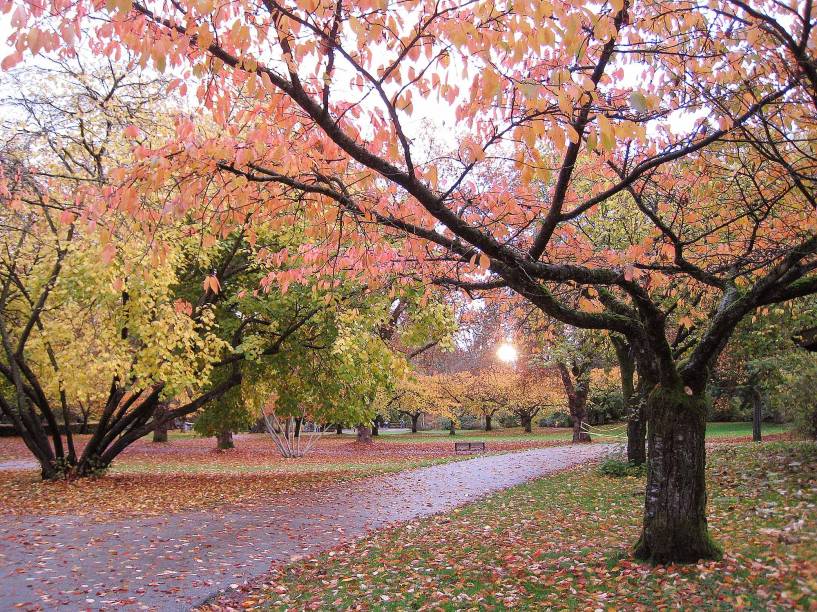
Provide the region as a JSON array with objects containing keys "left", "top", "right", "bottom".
[
  {"left": 587, "top": 388, "right": 625, "bottom": 425},
  {"left": 499, "top": 413, "right": 520, "bottom": 428},
  {"left": 539, "top": 411, "right": 571, "bottom": 428},
  {"left": 598, "top": 457, "right": 646, "bottom": 478}
]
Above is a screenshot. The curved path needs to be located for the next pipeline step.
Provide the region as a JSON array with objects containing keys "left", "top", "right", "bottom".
[{"left": 0, "top": 443, "right": 611, "bottom": 611}]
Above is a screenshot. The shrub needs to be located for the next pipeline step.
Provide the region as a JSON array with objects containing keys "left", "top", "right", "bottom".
[
  {"left": 539, "top": 411, "right": 571, "bottom": 428},
  {"left": 587, "top": 388, "right": 625, "bottom": 425},
  {"left": 598, "top": 457, "right": 646, "bottom": 478}
]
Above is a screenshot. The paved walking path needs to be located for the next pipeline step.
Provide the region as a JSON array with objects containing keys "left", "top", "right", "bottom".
[{"left": 0, "top": 444, "right": 611, "bottom": 611}]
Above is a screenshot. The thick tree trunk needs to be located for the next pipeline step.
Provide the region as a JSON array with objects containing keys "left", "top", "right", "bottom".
[
  {"left": 634, "top": 386, "right": 721, "bottom": 564},
  {"left": 371, "top": 415, "right": 380, "bottom": 436},
  {"left": 571, "top": 411, "right": 590, "bottom": 442},
  {"left": 356, "top": 424, "right": 372, "bottom": 443},
  {"left": 216, "top": 428, "right": 234, "bottom": 450},
  {"left": 152, "top": 404, "right": 169, "bottom": 443},
  {"left": 448, "top": 420, "right": 456, "bottom": 436},
  {"left": 521, "top": 414, "right": 532, "bottom": 433},
  {"left": 294, "top": 417, "right": 302, "bottom": 438},
  {"left": 411, "top": 413, "right": 419, "bottom": 434},
  {"left": 485, "top": 413, "right": 493, "bottom": 431},
  {"left": 336, "top": 423, "right": 343, "bottom": 435}
]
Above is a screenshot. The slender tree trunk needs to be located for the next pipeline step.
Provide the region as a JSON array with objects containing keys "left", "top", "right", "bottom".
[
  {"left": 752, "top": 391, "right": 762, "bottom": 442},
  {"left": 356, "top": 424, "right": 372, "bottom": 443},
  {"left": 371, "top": 415, "right": 380, "bottom": 436},
  {"left": 152, "top": 403, "right": 169, "bottom": 443},
  {"left": 558, "top": 363, "right": 591, "bottom": 443},
  {"left": 484, "top": 413, "right": 492, "bottom": 431},
  {"left": 627, "top": 381, "right": 648, "bottom": 464},
  {"left": 294, "top": 417, "right": 302, "bottom": 438},
  {"left": 612, "top": 337, "right": 646, "bottom": 464},
  {"left": 411, "top": 413, "right": 419, "bottom": 434},
  {"left": 216, "top": 428, "right": 234, "bottom": 450},
  {"left": 634, "top": 385, "right": 721, "bottom": 564}
]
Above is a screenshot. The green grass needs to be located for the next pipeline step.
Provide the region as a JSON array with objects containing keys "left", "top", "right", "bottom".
[
  {"left": 337, "top": 421, "right": 791, "bottom": 443},
  {"left": 704, "top": 421, "right": 790, "bottom": 438},
  {"left": 233, "top": 441, "right": 816, "bottom": 611}
]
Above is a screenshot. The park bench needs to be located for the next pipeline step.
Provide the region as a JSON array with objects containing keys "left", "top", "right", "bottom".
[{"left": 454, "top": 441, "right": 486, "bottom": 454}]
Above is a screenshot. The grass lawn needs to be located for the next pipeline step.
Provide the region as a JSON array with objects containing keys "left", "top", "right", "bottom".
[
  {"left": 354, "top": 421, "right": 791, "bottom": 443},
  {"left": 215, "top": 441, "right": 817, "bottom": 611}
]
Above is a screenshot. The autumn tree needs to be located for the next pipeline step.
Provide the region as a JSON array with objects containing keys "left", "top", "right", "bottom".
[{"left": 9, "top": 0, "right": 817, "bottom": 563}]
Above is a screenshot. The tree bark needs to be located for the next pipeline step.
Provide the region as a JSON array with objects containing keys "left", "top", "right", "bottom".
[
  {"left": 752, "top": 391, "right": 762, "bottom": 442},
  {"left": 216, "top": 428, "right": 234, "bottom": 450},
  {"left": 634, "top": 385, "right": 721, "bottom": 564},
  {"left": 612, "top": 336, "right": 646, "bottom": 464},
  {"left": 558, "top": 363, "right": 591, "bottom": 443},
  {"left": 484, "top": 413, "right": 492, "bottom": 431},
  {"left": 336, "top": 423, "right": 343, "bottom": 435},
  {"left": 356, "top": 424, "right": 372, "bottom": 443},
  {"left": 448, "top": 420, "right": 456, "bottom": 436},
  {"left": 294, "top": 417, "right": 302, "bottom": 438},
  {"left": 152, "top": 403, "right": 169, "bottom": 443},
  {"left": 411, "top": 413, "right": 419, "bottom": 434},
  {"left": 371, "top": 415, "right": 381, "bottom": 436},
  {"left": 627, "top": 381, "right": 648, "bottom": 464},
  {"left": 521, "top": 413, "right": 532, "bottom": 433}
]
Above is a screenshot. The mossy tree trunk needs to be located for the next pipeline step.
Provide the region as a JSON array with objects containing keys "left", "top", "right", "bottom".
[{"left": 634, "top": 385, "right": 721, "bottom": 564}]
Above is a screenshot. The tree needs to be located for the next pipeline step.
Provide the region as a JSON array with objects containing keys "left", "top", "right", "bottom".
[
  {"left": 9, "top": 0, "right": 817, "bottom": 563},
  {"left": 194, "top": 387, "right": 253, "bottom": 449}
]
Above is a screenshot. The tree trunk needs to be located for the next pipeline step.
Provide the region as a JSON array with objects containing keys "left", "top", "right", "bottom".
[
  {"left": 572, "top": 412, "right": 590, "bottom": 442},
  {"left": 752, "top": 391, "right": 762, "bottom": 442},
  {"left": 448, "top": 420, "right": 456, "bottom": 436},
  {"left": 627, "top": 385, "right": 647, "bottom": 464},
  {"left": 356, "top": 424, "right": 372, "bottom": 443},
  {"left": 484, "top": 413, "right": 492, "bottom": 431},
  {"left": 336, "top": 423, "right": 343, "bottom": 435},
  {"left": 521, "top": 414, "right": 532, "bottom": 433},
  {"left": 558, "top": 362, "right": 591, "bottom": 443},
  {"left": 216, "top": 428, "right": 234, "bottom": 450},
  {"left": 411, "top": 413, "right": 419, "bottom": 434},
  {"left": 634, "top": 385, "right": 721, "bottom": 564},
  {"left": 294, "top": 417, "right": 302, "bottom": 438},
  {"left": 152, "top": 403, "right": 169, "bottom": 443},
  {"left": 371, "top": 415, "right": 380, "bottom": 436},
  {"left": 612, "top": 337, "right": 645, "bottom": 464}
]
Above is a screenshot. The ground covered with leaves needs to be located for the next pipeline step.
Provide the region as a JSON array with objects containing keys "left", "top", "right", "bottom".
[
  {"left": 0, "top": 433, "right": 569, "bottom": 520},
  {"left": 214, "top": 441, "right": 817, "bottom": 611}
]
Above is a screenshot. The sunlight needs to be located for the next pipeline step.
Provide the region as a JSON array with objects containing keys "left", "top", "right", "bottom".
[{"left": 496, "top": 342, "right": 518, "bottom": 363}]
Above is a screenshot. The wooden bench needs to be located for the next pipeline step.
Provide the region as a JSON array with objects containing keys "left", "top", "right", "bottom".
[{"left": 454, "top": 441, "right": 486, "bottom": 454}]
